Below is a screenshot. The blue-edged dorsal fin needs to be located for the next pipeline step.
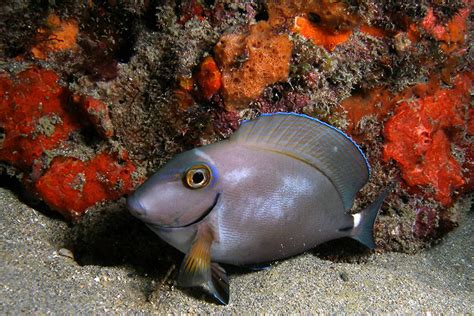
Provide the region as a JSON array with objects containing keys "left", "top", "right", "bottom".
[{"left": 230, "top": 112, "right": 370, "bottom": 210}]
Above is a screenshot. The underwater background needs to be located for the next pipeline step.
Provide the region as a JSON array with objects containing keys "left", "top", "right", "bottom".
[{"left": 0, "top": 0, "right": 472, "bottom": 313}]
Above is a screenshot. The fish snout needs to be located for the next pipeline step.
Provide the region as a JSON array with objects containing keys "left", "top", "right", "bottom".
[{"left": 127, "top": 194, "right": 147, "bottom": 218}]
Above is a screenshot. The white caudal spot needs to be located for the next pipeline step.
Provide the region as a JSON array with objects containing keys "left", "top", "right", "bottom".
[
  {"left": 333, "top": 146, "right": 338, "bottom": 152},
  {"left": 353, "top": 213, "right": 362, "bottom": 227},
  {"left": 227, "top": 167, "right": 251, "bottom": 184},
  {"left": 194, "top": 149, "right": 215, "bottom": 165}
]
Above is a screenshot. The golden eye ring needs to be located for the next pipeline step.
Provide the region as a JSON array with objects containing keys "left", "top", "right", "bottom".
[{"left": 184, "top": 164, "right": 212, "bottom": 189}]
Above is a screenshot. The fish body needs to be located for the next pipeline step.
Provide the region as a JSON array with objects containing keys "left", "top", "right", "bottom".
[
  {"left": 154, "top": 143, "right": 351, "bottom": 264},
  {"left": 127, "top": 113, "right": 390, "bottom": 304}
]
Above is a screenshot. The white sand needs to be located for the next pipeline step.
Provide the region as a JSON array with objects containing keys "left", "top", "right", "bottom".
[{"left": 0, "top": 187, "right": 472, "bottom": 313}]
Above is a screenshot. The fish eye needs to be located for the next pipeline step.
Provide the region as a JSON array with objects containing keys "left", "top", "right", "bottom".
[{"left": 184, "top": 164, "right": 211, "bottom": 189}]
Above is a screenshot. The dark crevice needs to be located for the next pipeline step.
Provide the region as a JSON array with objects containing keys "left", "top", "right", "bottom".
[
  {"left": 308, "top": 12, "right": 321, "bottom": 24},
  {"left": 0, "top": 173, "right": 63, "bottom": 220},
  {"left": 313, "top": 237, "right": 371, "bottom": 263},
  {"left": 143, "top": 0, "right": 159, "bottom": 31},
  {"left": 255, "top": 6, "right": 268, "bottom": 21},
  {"left": 71, "top": 205, "right": 181, "bottom": 272}
]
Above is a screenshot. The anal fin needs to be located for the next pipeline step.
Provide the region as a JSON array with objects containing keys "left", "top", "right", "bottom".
[{"left": 208, "top": 262, "right": 229, "bottom": 304}]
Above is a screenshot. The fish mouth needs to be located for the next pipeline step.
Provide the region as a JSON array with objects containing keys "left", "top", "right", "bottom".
[{"left": 152, "top": 193, "right": 221, "bottom": 230}]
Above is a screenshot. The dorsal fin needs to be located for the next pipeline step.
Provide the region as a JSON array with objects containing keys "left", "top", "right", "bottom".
[{"left": 230, "top": 112, "right": 370, "bottom": 210}]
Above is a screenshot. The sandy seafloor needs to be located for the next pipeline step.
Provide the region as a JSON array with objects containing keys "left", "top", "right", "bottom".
[{"left": 0, "top": 187, "right": 472, "bottom": 314}]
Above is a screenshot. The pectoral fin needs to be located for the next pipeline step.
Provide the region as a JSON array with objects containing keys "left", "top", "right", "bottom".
[
  {"left": 178, "top": 225, "right": 213, "bottom": 287},
  {"left": 177, "top": 225, "right": 229, "bottom": 304}
]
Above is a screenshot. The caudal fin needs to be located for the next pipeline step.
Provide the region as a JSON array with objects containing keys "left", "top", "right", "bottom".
[{"left": 351, "top": 185, "right": 393, "bottom": 249}]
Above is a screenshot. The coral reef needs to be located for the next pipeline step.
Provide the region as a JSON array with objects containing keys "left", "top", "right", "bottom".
[
  {"left": 421, "top": 5, "right": 470, "bottom": 52},
  {"left": 214, "top": 21, "right": 292, "bottom": 109},
  {"left": 30, "top": 14, "right": 78, "bottom": 59},
  {"left": 74, "top": 95, "right": 114, "bottom": 139},
  {"left": 269, "top": 0, "right": 375, "bottom": 51},
  {"left": 339, "top": 88, "right": 392, "bottom": 136},
  {"left": 196, "top": 56, "right": 222, "bottom": 100},
  {"left": 0, "top": 67, "right": 81, "bottom": 170},
  {"left": 292, "top": 16, "right": 352, "bottom": 51},
  {"left": 0, "top": 67, "right": 140, "bottom": 219},
  {"left": 267, "top": 0, "right": 359, "bottom": 30},
  {"left": 0, "top": 0, "right": 472, "bottom": 253},
  {"left": 35, "top": 152, "right": 136, "bottom": 219},
  {"left": 383, "top": 74, "right": 471, "bottom": 206}
]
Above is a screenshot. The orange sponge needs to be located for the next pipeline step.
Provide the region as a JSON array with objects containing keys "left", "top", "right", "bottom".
[
  {"left": 31, "top": 14, "right": 78, "bottom": 59},
  {"left": 292, "top": 16, "right": 352, "bottom": 51},
  {"left": 214, "top": 21, "right": 292, "bottom": 110}
]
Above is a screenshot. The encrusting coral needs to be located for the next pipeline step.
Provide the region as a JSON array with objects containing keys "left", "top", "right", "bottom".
[
  {"left": 35, "top": 151, "right": 137, "bottom": 219},
  {"left": 0, "top": 68, "right": 81, "bottom": 170},
  {"left": 383, "top": 74, "right": 472, "bottom": 206},
  {"left": 214, "top": 21, "right": 292, "bottom": 110},
  {"left": 196, "top": 56, "right": 222, "bottom": 101},
  {"left": 30, "top": 13, "right": 79, "bottom": 59},
  {"left": 0, "top": 67, "right": 139, "bottom": 219}
]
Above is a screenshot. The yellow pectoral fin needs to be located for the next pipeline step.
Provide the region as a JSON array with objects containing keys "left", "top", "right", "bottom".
[
  {"left": 183, "top": 236, "right": 211, "bottom": 275},
  {"left": 178, "top": 226, "right": 213, "bottom": 287},
  {"left": 177, "top": 225, "right": 230, "bottom": 304}
]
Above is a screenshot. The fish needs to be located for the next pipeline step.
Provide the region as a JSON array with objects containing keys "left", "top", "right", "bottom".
[{"left": 127, "top": 112, "right": 390, "bottom": 305}]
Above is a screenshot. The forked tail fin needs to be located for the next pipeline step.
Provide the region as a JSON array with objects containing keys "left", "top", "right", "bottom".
[{"left": 351, "top": 185, "right": 393, "bottom": 249}]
